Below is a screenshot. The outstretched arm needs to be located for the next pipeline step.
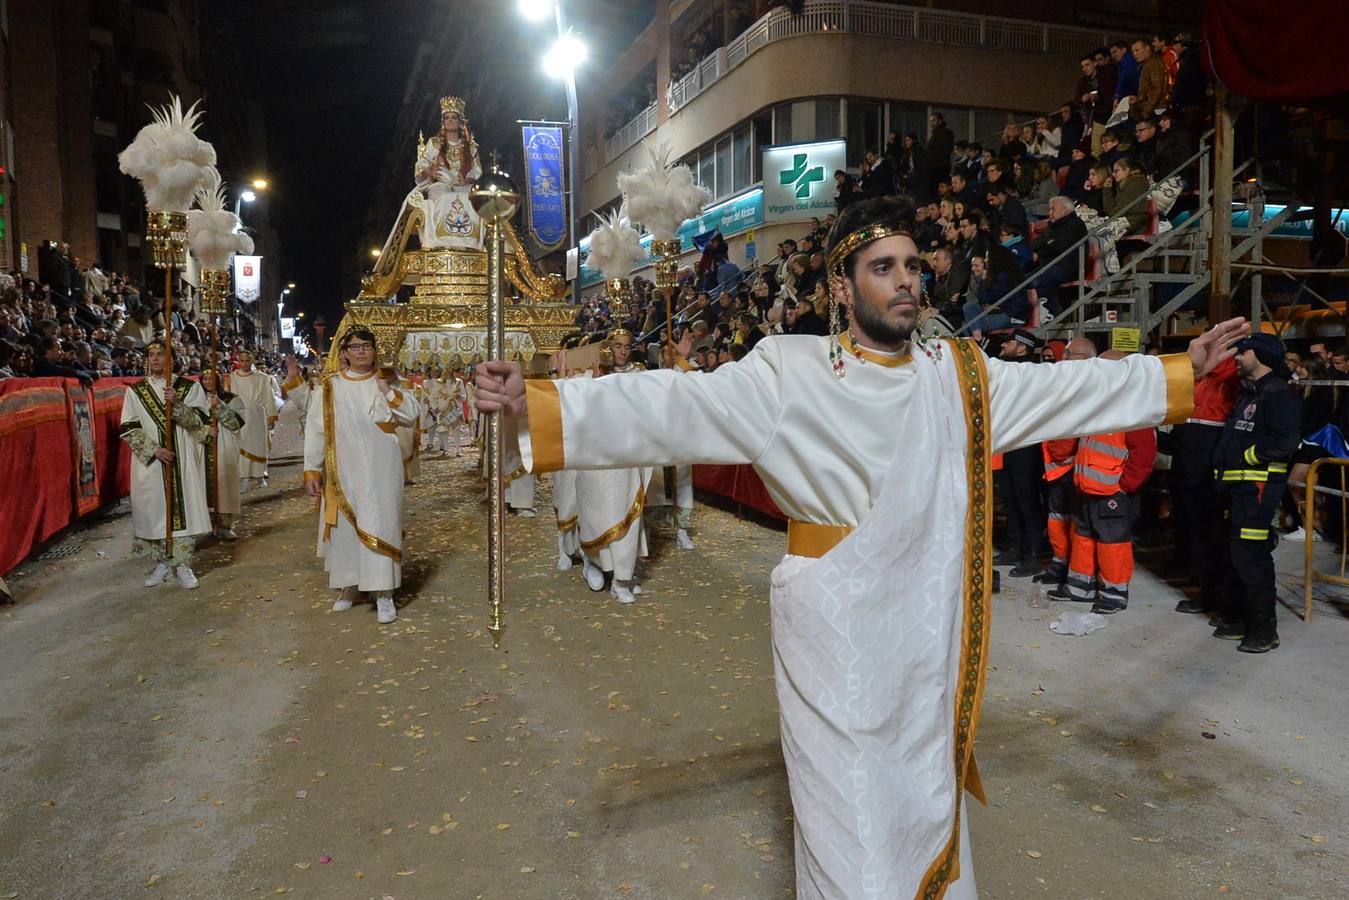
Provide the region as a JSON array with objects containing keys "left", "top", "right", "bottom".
[
  {"left": 989, "top": 318, "right": 1248, "bottom": 453},
  {"left": 476, "top": 341, "right": 786, "bottom": 473}
]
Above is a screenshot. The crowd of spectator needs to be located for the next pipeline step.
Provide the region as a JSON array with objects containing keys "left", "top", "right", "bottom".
[{"left": 0, "top": 240, "right": 283, "bottom": 386}]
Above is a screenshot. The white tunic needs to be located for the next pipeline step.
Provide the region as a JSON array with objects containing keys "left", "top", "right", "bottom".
[
  {"left": 303, "top": 371, "right": 420, "bottom": 592},
  {"left": 230, "top": 368, "right": 278, "bottom": 478},
  {"left": 119, "top": 377, "right": 213, "bottom": 541},
  {"left": 517, "top": 334, "right": 1192, "bottom": 897},
  {"left": 206, "top": 394, "right": 246, "bottom": 517}
]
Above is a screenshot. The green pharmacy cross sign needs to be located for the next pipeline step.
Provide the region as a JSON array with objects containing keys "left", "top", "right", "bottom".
[{"left": 780, "top": 153, "right": 824, "bottom": 200}]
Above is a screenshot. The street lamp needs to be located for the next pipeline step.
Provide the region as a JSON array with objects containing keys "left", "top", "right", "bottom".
[
  {"left": 251, "top": 178, "right": 269, "bottom": 190},
  {"left": 518, "top": 0, "right": 552, "bottom": 20},
  {"left": 234, "top": 189, "right": 256, "bottom": 220},
  {"left": 521, "top": 0, "right": 585, "bottom": 305}
]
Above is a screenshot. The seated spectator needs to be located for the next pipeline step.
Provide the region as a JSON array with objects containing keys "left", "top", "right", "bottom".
[
  {"left": 0, "top": 340, "right": 15, "bottom": 379},
  {"left": 1132, "top": 116, "right": 1160, "bottom": 177},
  {"left": 928, "top": 246, "right": 970, "bottom": 323},
  {"left": 1079, "top": 163, "right": 1111, "bottom": 215},
  {"left": 998, "top": 123, "right": 1026, "bottom": 162},
  {"left": 1106, "top": 156, "right": 1151, "bottom": 234},
  {"left": 948, "top": 171, "right": 977, "bottom": 209},
  {"left": 1155, "top": 109, "right": 1197, "bottom": 188},
  {"left": 987, "top": 184, "right": 1029, "bottom": 237},
  {"left": 982, "top": 158, "right": 1016, "bottom": 198},
  {"left": 1024, "top": 161, "right": 1058, "bottom": 218},
  {"left": 962, "top": 244, "right": 1030, "bottom": 333},
  {"left": 1013, "top": 159, "right": 1037, "bottom": 197},
  {"left": 1064, "top": 143, "right": 1096, "bottom": 201},
  {"left": 1099, "top": 129, "right": 1126, "bottom": 167},
  {"left": 834, "top": 169, "right": 859, "bottom": 211},
  {"left": 1057, "top": 103, "right": 1085, "bottom": 163},
  {"left": 33, "top": 335, "right": 92, "bottom": 384},
  {"left": 999, "top": 223, "right": 1033, "bottom": 272},
  {"left": 956, "top": 210, "right": 992, "bottom": 268},
  {"left": 1032, "top": 197, "right": 1089, "bottom": 311},
  {"left": 785, "top": 298, "right": 828, "bottom": 336},
  {"left": 863, "top": 150, "right": 895, "bottom": 198},
  {"left": 1031, "top": 116, "right": 1061, "bottom": 159}
]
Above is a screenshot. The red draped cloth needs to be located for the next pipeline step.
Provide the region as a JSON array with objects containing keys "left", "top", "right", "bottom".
[
  {"left": 0, "top": 376, "right": 139, "bottom": 576},
  {"left": 1204, "top": 1, "right": 1349, "bottom": 100},
  {"left": 693, "top": 464, "right": 785, "bottom": 521}
]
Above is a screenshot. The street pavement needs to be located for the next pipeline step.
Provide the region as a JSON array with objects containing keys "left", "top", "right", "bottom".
[{"left": 2, "top": 409, "right": 1346, "bottom": 899}]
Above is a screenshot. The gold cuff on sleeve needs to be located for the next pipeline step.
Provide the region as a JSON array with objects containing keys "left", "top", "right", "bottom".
[
  {"left": 1159, "top": 353, "right": 1194, "bottom": 426},
  {"left": 281, "top": 375, "right": 304, "bottom": 393},
  {"left": 525, "top": 380, "right": 565, "bottom": 473},
  {"left": 303, "top": 469, "right": 322, "bottom": 483},
  {"left": 387, "top": 390, "right": 404, "bottom": 409}
]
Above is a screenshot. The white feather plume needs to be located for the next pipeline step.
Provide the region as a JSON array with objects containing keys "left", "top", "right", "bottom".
[
  {"left": 187, "top": 170, "right": 254, "bottom": 270},
  {"left": 585, "top": 209, "right": 646, "bottom": 281},
  {"left": 616, "top": 141, "right": 710, "bottom": 240},
  {"left": 118, "top": 96, "right": 219, "bottom": 212}
]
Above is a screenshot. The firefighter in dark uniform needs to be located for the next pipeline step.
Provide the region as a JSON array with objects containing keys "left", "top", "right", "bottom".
[{"left": 1211, "top": 334, "right": 1301, "bottom": 653}]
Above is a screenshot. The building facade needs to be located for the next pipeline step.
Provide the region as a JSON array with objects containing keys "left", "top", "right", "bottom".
[{"left": 576, "top": 0, "right": 1174, "bottom": 290}]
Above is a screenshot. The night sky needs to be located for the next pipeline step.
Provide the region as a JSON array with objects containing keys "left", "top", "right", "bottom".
[{"left": 220, "top": 0, "right": 656, "bottom": 323}]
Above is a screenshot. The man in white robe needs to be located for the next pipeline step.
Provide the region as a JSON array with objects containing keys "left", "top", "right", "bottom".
[
  {"left": 118, "top": 340, "right": 214, "bottom": 589},
  {"left": 230, "top": 350, "right": 278, "bottom": 490},
  {"left": 304, "top": 330, "right": 420, "bottom": 625},
  {"left": 572, "top": 330, "right": 652, "bottom": 604},
  {"left": 476, "top": 197, "right": 1243, "bottom": 898},
  {"left": 200, "top": 369, "right": 246, "bottom": 540}
]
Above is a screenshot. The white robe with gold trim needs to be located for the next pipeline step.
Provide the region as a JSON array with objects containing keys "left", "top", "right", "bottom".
[
  {"left": 119, "top": 377, "right": 213, "bottom": 541},
  {"left": 516, "top": 334, "right": 1192, "bottom": 897},
  {"left": 304, "top": 372, "right": 420, "bottom": 592},
  {"left": 230, "top": 369, "right": 278, "bottom": 478}
]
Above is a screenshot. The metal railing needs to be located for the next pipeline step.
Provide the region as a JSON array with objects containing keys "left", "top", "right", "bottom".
[
  {"left": 604, "top": 101, "right": 659, "bottom": 163},
  {"left": 1301, "top": 457, "right": 1349, "bottom": 622},
  {"left": 661, "top": 0, "right": 1111, "bottom": 116},
  {"left": 958, "top": 131, "right": 1217, "bottom": 337}
]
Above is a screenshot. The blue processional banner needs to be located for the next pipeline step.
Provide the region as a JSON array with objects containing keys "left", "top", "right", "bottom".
[{"left": 521, "top": 125, "right": 567, "bottom": 252}]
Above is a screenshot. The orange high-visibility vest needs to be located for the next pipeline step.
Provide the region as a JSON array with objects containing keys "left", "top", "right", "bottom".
[
  {"left": 1043, "top": 439, "right": 1077, "bottom": 481},
  {"left": 1074, "top": 432, "right": 1128, "bottom": 496}
]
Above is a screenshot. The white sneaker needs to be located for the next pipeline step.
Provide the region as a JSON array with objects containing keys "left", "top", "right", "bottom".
[
  {"left": 581, "top": 557, "right": 605, "bottom": 592},
  {"left": 332, "top": 586, "right": 359, "bottom": 612},
  {"left": 676, "top": 528, "right": 695, "bottom": 551},
  {"left": 144, "top": 563, "right": 172, "bottom": 587},
  {"left": 610, "top": 583, "right": 636, "bottom": 605},
  {"left": 1284, "top": 526, "right": 1323, "bottom": 542},
  {"left": 216, "top": 528, "right": 237, "bottom": 541},
  {"left": 375, "top": 595, "right": 397, "bottom": 624},
  {"left": 631, "top": 582, "right": 644, "bottom": 595},
  {"left": 516, "top": 508, "right": 538, "bottom": 518},
  {"left": 556, "top": 535, "right": 574, "bottom": 571},
  {"left": 175, "top": 566, "right": 199, "bottom": 590},
  {"left": 259, "top": 477, "right": 269, "bottom": 488}
]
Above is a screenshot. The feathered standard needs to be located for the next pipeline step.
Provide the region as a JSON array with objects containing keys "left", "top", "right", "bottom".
[
  {"left": 616, "top": 142, "right": 710, "bottom": 241},
  {"left": 118, "top": 95, "right": 218, "bottom": 212},
  {"left": 584, "top": 208, "right": 646, "bottom": 282},
  {"left": 187, "top": 170, "right": 254, "bottom": 271}
]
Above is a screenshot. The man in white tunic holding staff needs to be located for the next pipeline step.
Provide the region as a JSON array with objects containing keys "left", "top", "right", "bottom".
[
  {"left": 476, "top": 197, "right": 1246, "bottom": 898},
  {"left": 231, "top": 350, "right": 278, "bottom": 491},
  {"left": 304, "top": 329, "right": 420, "bottom": 626}
]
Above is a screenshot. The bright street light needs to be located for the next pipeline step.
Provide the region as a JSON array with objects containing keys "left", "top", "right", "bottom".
[
  {"left": 518, "top": 0, "right": 553, "bottom": 21},
  {"left": 297, "top": 311, "right": 305, "bottom": 318},
  {"left": 370, "top": 247, "right": 382, "bottom": 258},
  {"left": 542, "top": 30, "right": 586, "bottom": 79},
  {"left": 287, "top": 282, "right": 296, "bottom": 289},
  {"left": 240, "top": 190, "right": 257, "bottom": 204},
  {"left": 282, "top": 288, "right": 291, "bottom": 296},
  {"left": 251, "top": 178, "right": 269, "bottom": 190}
]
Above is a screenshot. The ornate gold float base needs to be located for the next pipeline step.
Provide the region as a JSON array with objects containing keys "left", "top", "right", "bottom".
[{"left": 331, "top": 222, "right": 573, "bottom": 372}]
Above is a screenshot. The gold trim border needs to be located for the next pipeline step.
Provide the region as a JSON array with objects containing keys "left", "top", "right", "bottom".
[
  {"left": 579, "top": 487, "right": 646, "bottom": 554},
  {"left": 321, "top": 376, "right": 404, "bottom": 564},
  {"left": 917, "top": 338, "right": 993, "bottom": 900}
]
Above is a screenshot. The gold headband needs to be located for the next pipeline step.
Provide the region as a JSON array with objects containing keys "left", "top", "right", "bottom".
[
  {"left": 609, "top": 327, "right": 633, "bottom": 342},
  {"left": 826, "top": 224, "right": 912, "bottom": 276}
]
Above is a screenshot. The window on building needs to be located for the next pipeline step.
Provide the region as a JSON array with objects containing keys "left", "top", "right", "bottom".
[
  {"left": 930, "top": 106, "right": 971, "bottom": 143},
  {"left": 773, "top": 104, "right": 791, "bottom": 145},
  {"left": 973, "top": 110, "right": 1016, "bottom": 151},
  {"left": 846, "top": 99, "right": 882, "bottom": 166},
  {"left": 888, "top": 102, "right": 927, "bottom": 150},
  {"left": 714, "top": 136, "right": 732, "bottom": 199},
  {"left": 815, "top": 98, "right": 841, "bottom": 141},
  {"left": 752, "top": 110, "right": 772, "bottom": 177},
  {"left": 698, "top": 148, "right": 715, "bottom": 194},
  {"left": 733, "top": 124, "right": 752, "bottom": 192}
]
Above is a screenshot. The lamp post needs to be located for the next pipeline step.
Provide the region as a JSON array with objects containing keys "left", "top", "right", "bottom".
[
  {"left": 276, "top": 286, "right": 291, "bottom": 348},
  {"left": 522, "top": 0, "right": 585, "bottom": 306},
  {"left": 234, "top": 179, "right": 269, "bottom": 223}
]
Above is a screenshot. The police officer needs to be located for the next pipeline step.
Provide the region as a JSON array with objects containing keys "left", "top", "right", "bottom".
[{"left": 1210, "top": 333, "right": 1301, "bottom": 653}]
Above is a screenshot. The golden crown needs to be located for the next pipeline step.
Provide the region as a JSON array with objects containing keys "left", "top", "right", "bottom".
[{"left": 440, "top": 95, "right": 466, "bottom": 116}]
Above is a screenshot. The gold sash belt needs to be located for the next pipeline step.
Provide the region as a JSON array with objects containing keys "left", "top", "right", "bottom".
[{"left": 786, "top": 520, "right": 854, "bottom": 558}]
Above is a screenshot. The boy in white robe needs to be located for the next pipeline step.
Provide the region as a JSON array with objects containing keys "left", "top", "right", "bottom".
[
  {"left": 118, "top": 340, "right": 214, "bottom": 589},
  {"left": 304, "top": 330, "right": 420, "bottom": 625},
  {"left": 476, "top": 197, "right": 1244, "bottom": 898},
  {"left": 230, "top": 350, "right": 278, "bottom": 490},
  {"left": 200, "top": 369, "right": 246, "bottom": 540}
]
